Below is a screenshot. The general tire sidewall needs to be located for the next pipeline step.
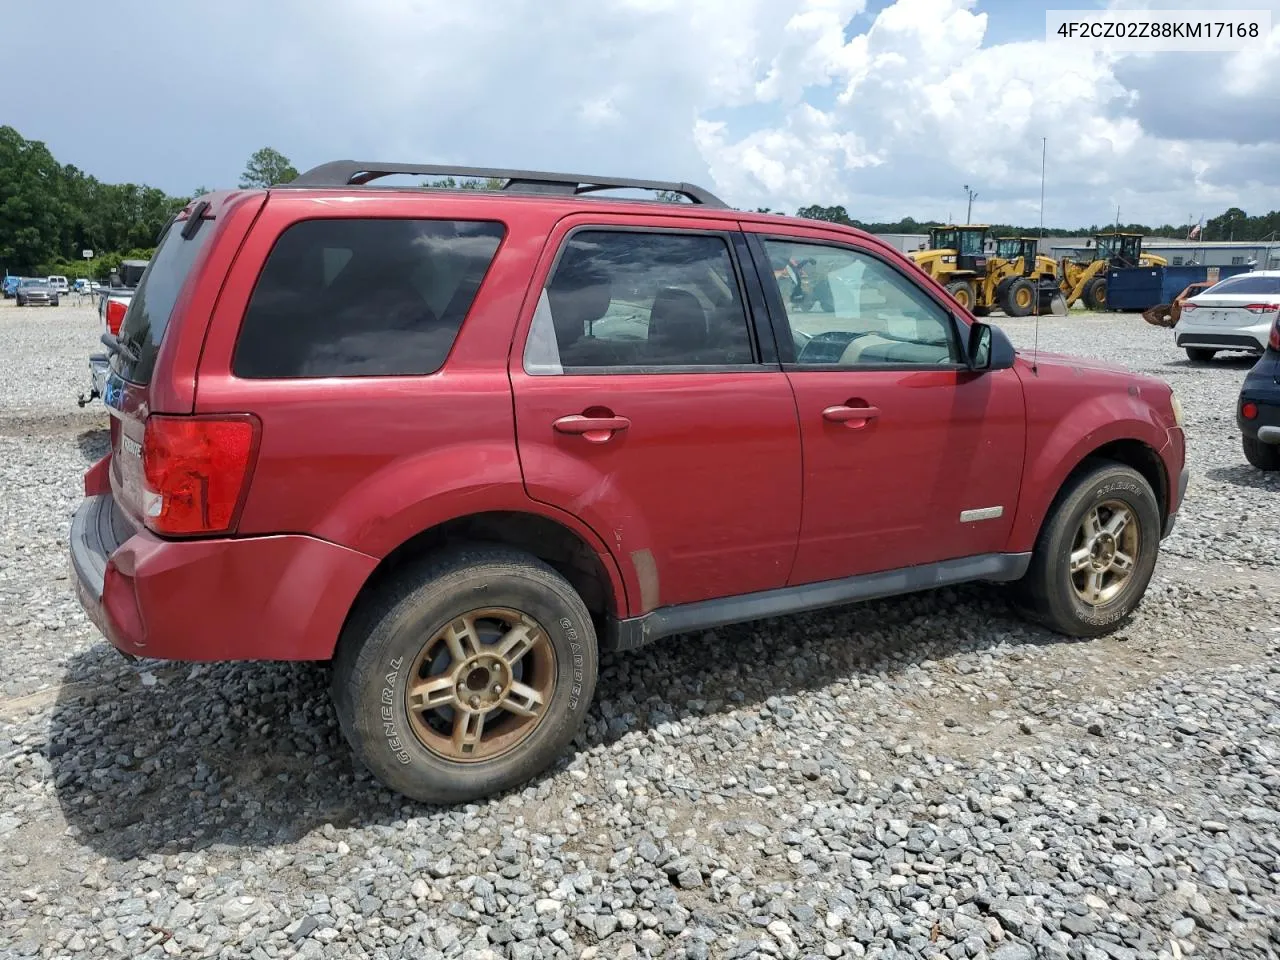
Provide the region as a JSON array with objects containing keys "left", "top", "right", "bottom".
[
  {"left": 1048, "top": 471, "right": 1159, "bottom": 630},
  {"left": 343, "top": 564, "right": 597, "bottom": 803}
]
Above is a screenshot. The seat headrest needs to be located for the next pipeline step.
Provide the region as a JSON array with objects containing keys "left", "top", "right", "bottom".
[{"left": 648, "top": 287, "right": 707, "bottom": 358}]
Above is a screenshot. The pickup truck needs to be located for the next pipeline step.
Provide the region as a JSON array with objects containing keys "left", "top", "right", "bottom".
[{"left": 79, "top": 259, "right": 149, "bottom": 407}]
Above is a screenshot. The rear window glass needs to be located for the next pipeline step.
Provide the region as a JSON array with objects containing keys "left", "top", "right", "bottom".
[
  {"left": 232, "top": 218, "right": 505, "bottom": 379},
  {"left": 115, "top": 215, "right": 214, "bottom": 384},
  {"left": 1202, "top": 274, "right": 1280, "bottom": 296}
]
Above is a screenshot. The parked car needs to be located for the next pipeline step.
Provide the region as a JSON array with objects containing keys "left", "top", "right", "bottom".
[
  {"left": 70, "top": 164, "right": 1188, "bottom": 805},
  {"left": 16, "top": 278, "right": 58, "bottom": 306},
  {"left": 1173, "top": 270, "right": 1280, "bottom": 362},
  {"left": 2, "top": 276, "right": 22, "bottom": 298},
  {"left": 47, "top": 275, "right": 70, "bottom": 296},
  {"left": 1237, "top": 313, "right": 1280, "bottom": 471}
]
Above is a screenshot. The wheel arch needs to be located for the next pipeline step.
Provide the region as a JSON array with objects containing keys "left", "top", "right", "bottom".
[{"left": 337, "top": 509, "right": 627, "bottom": 655}]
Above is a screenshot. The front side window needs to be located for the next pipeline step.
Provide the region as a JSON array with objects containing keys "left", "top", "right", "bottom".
[
  {"left": 762, "top": 239, "right": 960, "bottom": 367},
  {"left": 959, "top": 231, "right": 985, "bottom": 255},
  {"left": 523, "top": 230, "right": 754, "bottom": 374},
  {"left": 233, "top": 218, "right": 505, "bottom": 379},
  {"left": 931, "top": 229, "right": 957, "bottom": 251}
]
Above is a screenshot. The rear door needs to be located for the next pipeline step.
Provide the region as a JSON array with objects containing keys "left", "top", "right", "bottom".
[
  {"left": 509, "top": 216, "right": 803, "bottom": 614},
  {"left": 743, "top": 226, "right": 1026, "bottom": 585}
]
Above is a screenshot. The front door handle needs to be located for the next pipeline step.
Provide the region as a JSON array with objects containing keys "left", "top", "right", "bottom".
[
  {"left": 822, "top": 404, "right": 881, "bottom": 426},
  {"left": 553, "top": 414, "right": 631, "bottom": 443}
]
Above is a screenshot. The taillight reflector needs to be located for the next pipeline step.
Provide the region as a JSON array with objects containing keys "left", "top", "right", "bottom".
[
  {"left": 1242, "top": 401, "right": 1258, "bottom": 420},
  {"left": 142, "top": 415, "right": 259, "bottom": 536},
  {"left": 105, "top": 299, "right": 128, "bottom": 336}
]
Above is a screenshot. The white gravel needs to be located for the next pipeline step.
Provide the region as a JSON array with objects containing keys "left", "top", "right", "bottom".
[{"left": 1, "top": 300, "right": 1278, "bottom": 960}]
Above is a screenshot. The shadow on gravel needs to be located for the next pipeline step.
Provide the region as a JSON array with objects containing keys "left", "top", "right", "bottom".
[
  {"left": 1163, "top": 355, "right": 1258, "bottom": 371},
  {"left": 1205, "top": 463, "right": 1280, "bottom": 491},
  {"left": 48, "top": 583, "right": 1074, "bottom": 860},
  {"left": 76, "top": 428, "right": 109, "bottom": 463}
]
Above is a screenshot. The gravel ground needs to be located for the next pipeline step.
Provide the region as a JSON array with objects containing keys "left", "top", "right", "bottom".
[{"left": 1, "top": 299, "right": 1278, "bottom": 960}]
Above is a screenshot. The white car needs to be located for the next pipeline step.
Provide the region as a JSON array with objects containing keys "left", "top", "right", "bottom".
[
  {"left": 1175, "top": 270, "right": 1280, "bottom": 362},
  {"left": 47, "top": 275, "right": 70, "bottom": 296}
]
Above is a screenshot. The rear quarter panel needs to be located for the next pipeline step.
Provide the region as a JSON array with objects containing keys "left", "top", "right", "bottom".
[
  {"left": 191, "top": 192, "right": 631, "bottom": 612},
  {"left": 1006, "top": 359, "right": 1176, "bottom": 552}
]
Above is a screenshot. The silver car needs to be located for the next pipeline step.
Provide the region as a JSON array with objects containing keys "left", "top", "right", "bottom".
[{"left": 15, "top": 279, "right": 59, "bottom": 307}]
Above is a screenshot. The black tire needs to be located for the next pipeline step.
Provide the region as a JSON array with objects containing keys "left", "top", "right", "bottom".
[
  {"left": 1185, "top": 347, "right": 1216, "bottom": 363},
  {"left": 1003, "top": 278, "right": 1035, "bottom": 318},
  {"left": 1083, "top": 277, "right": 1107, "bottom": 310},
  {"left": 972, "top": 306, "right": 991, "bottom": 317},
  {"left": 1014, "top": 461, "right": 1160, "bottom": 638},
  {"left": 332, "top": 544, "right": 598, "bottom": 805},
  {"left": 1243, "top": 435, "right": 1280, "bottom": 471},
  {"left": 945, "top": 280, "right": 976, "bottom": 311}
]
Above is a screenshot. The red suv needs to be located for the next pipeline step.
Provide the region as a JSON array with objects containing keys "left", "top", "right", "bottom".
[{"left": 70, "top": 162, "right": 1188, "bottom": 804}]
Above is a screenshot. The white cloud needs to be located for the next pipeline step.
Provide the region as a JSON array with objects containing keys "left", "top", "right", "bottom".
[{"left": 2, "top": 0, "right": 1277, "bottom": 227}]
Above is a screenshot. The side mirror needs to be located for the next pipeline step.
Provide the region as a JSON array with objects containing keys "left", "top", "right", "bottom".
[{"left": 966, "top": 320, "right": 1016, "bottom": 371}]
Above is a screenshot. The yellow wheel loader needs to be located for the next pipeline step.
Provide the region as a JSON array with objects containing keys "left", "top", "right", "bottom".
[
  {"left": 1058, "top": 232, "right": 1168, "bottom": 310},
  {"left": 908, "top": 225, "right": 993, "bottom": 314},
  {"left": 989, "top": 237, "right": 1065, "bottom": 317}
]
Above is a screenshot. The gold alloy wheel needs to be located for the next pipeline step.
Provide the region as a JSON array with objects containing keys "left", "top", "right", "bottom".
[
  {"left": 404, "top": 607, "right": 557, "bottom": 762},
  {"left": 1069, "top": 500, "right": 1140, "bottom": 606},
  {"left": 1015, "top": 286, "right": 1032, "bottom": 309}
]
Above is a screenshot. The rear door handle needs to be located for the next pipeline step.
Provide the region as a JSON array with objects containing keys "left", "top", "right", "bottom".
[
  {"left": 822, "top": 404, "right": 881, "bottom": 425},
  {"left": 553, "top": 414, "right": 631, "bottom": 443}
]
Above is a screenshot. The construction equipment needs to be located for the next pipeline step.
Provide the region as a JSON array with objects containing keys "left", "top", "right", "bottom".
[
  {"left": 989, "top": 236, "right": 1065, "bottom": 317},
  {"left": 909, "top": 225, "right": 992, "bottom": 313},
  {"left": 1058, "top": 232, "right": 1168, "bottom": 310}
]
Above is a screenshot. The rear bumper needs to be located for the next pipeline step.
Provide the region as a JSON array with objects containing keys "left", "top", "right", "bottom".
[
  {"left": 1237, "top": 366, "right": 1280, "bottom": 443},
  {"left": 1175, "top": 323, "right": 1268, "bottom": 353},
  {"left": 70, "top": 493, "right": 379, "bottom": 661}
]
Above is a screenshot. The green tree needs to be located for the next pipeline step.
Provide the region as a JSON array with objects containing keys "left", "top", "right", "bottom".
[{"left": 239, "top": 147, "right": 299, "bottom": 188}]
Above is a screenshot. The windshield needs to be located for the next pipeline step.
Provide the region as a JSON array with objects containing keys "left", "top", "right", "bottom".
[
  {"left": 931, "top": 229, "right": 957, "bottom": 251},
  {"left": 959, "top": 231, "right": 985, "bottom": 255},
  {"left": 1201, "top": 274, "right": 1280, "bottom": 296},
  {"left": 20, "top": 280, "right": 49, "bottom": 288},
  {"left": 995, "top": 239, "right": 1022, "bottom": 259}
]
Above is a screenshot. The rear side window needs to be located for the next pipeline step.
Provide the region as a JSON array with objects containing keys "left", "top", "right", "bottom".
[
  {"left": 232, "top": 218, "right": 505, "bottom": 378},
  {"left": 115, "top": 215, "right": 214, "bottom": 385}
]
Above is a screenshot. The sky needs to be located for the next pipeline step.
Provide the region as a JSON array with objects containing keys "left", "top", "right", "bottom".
[{"left": 3, "top": 0, "right": 1278, "bottom": 228}]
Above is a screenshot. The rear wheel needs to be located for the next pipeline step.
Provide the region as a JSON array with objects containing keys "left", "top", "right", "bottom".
[
  {"left": 1185, "top": 347, "right": 1216, "bottom": 363},
  {"left": 1003, "top": 278, "right": 1035, "bottom": 318},
  {"left": 945, "top": 280, "right": 976, "bottom": 311},
  {"left": 1243, "top": 435, "right": 1280, "bottom": 471},
  {"left": 1014, "top": 462, "right": 1160, "bottom": 637},
  {"left": 332, "top": 545, "right": 598, "bottom": 804}
]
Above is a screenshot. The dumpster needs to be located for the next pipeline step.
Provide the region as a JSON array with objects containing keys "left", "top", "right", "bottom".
[{"left": 1105, "top": 264, "right": 1254, "bottom": 311}]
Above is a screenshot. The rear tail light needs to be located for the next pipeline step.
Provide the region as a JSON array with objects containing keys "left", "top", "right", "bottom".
[
  {"left": 1244, "top": 303, "right": 1280, "bottom": 315},
  {"left": 1242, "top": 401, "right": 1258, "bottom": 420},
  {"left": 1179, "top": 302, "right": 1198, "bottom": 312},
  {"left": 141, "top": 415, "right": 260, "bottom": 536},
  {"left": 105, "top": 299, "right": 128, "bottom": 336}
]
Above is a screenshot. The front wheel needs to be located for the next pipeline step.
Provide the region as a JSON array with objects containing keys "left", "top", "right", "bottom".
[
  {"left": 332, "top": 544, "right": 598, "bottom": 805},
  {"left": 1014, "top": 462, "right": 1160, "bottom": 637},
  {"left": 944, "top": 280, "right": 976, "bottom": 311},
  {"left": 1083, "top": 277, "right": 1107, "bottom": 310},
  {"left": 1243, "top": 435, "right": 1280, "bottom": 471}
]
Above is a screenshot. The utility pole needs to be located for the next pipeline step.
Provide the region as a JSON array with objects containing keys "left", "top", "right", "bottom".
[{"left": 963, "top": 185, "right": 978, "bottom": 224}]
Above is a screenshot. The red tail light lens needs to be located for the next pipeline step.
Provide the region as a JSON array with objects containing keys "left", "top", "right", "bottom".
[
  {"left": 141, "top": 415, "right": 259, "bottom": 536},
  {"left": 1244, "top": 303, "right": 1280, "bottom": 315},
  {"left": 1242, "top": 401, "right": 1258, "bottom": 420},
  {"left": 106, "top": 299, "right": 128, "bottom": 336},
  {"left": 1179, "top": 302, "right": 1198, "bottom": 312}
]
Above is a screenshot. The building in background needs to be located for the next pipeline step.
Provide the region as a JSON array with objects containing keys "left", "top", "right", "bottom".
[{"left": 874, "top": 233, "right": 930, "bottom": 253}]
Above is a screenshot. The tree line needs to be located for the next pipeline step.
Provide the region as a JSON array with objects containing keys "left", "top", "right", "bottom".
[{"left": 4, "top": 125, "right": 1279, "bottom": 280}]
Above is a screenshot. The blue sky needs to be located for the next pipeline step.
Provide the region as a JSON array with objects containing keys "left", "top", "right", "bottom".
[{"left": 3, "top": 0, "right": 1277, "bottom": 227}]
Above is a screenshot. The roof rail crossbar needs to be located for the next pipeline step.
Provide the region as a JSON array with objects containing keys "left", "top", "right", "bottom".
[{"left": 280, "top": 161, "right": 727, "bottom": 207}]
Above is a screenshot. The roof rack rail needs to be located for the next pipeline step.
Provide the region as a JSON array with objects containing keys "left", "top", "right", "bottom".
[{"left": 279, "top": 160, "right": 728, "bottom": 208}]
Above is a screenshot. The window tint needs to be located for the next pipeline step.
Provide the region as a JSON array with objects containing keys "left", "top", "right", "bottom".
[
  {"left": 115, "top": 215, "right": 215, "bottom": 385},
  {"left": 1204, "top": 274, "right": 1280, "bottom": 296},
  {"left": 763, "top": 240, "right": 960, "bottom": 367},
  {"left": 232, "top": 218, "right": 505, "bottom": 378},
  {"left": 523, "top": 230, "right": 753, "bottom": 374}
]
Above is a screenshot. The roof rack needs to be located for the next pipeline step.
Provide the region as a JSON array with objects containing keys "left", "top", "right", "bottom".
[{"left": 279, "top": 161, "right": 728, "bottom": 208}]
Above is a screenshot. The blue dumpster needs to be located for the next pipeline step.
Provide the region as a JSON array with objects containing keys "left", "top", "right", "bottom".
[{"left": 1105, "top": 264, "right": 1255, "bottom": 311}]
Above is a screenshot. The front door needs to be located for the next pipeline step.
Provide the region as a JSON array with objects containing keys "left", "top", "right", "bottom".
[
  {"left": 746, "top": 230, "right": 1026, "bottom": 586},
  {"left": 510, "top": 219, "right": 803, "bottom": 614}
]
